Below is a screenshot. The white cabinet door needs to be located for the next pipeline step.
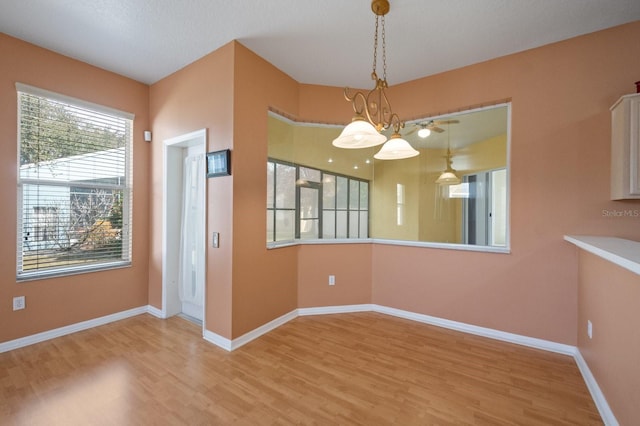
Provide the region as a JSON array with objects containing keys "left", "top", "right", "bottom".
[{"left": 611, "top": 93, "right": 640, "bottom": 200}]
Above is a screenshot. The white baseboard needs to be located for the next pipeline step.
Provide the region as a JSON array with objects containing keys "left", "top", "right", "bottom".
[
  {"left": 372, "top": 305, "right": 577, "bottom": 356},
  {"left": 203, "top": 306, "right": 371, "bottom": 352},
  {"left": 574, "top": 350, "right": 619, "bottom": 426},
  {"left": 231, "top": 309, "right": 298, "bottom": 351},
  {"left": 297, "top": 303, "right": 577, "bottom": 355},
  {"left": 204, "top": 310, "right": 299, "bottom": 352},
  {"left": 146, "top": 304, "right": 165, "bottom": 319},
  {"left": 203, "top": 329, "right": 232, "bottom": 351},
  {"left": 0, "top": 305, "right": 148, "bottom": 353},
  {"left": 298, "top": 304, "right": 374, "bottom": 316}
]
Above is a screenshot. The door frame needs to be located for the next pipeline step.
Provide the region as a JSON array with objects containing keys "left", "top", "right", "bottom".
[{"left": 162, "top": 128, "right": 207, "bottom": 329}]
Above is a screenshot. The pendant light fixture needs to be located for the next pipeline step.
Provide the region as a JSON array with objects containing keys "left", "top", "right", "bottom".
[
  {"left": 332, "top": 0, "right": 418, "bottom": 160},
  {"left": 435, "top": 147, "right": 461, "bottom": 185},
  {"left": 436, "top": 127, "right": 461, "bottom": 185}
]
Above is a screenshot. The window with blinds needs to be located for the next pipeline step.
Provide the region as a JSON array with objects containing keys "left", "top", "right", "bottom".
[{"left": 16, "top": 84, "right": 133, "bottom": 280}]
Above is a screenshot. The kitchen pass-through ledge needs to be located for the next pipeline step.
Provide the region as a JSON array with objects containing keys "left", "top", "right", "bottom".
[{"left": 565, "top": 235, "right": 640, "bottom": 275}]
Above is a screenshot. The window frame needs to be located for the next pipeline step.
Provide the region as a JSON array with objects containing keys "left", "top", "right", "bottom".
[
  {"left": 16, "top": 83, "right": 134, "bottom": 281},
  {"left": 267, "top": 158, "right": 369, "bottom": 244}
]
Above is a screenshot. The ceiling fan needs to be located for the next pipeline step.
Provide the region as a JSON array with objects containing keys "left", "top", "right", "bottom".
[{"left": 406, "top": 119, "right": 460, "bottom": 138}]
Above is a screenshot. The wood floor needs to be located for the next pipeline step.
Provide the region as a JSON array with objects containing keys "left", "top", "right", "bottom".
[{"left": 0, "top": 312, "right": 601, "bottom": 425}]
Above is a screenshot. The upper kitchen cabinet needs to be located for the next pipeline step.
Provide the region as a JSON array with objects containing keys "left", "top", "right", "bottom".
[{"left": 611, "top": 92, "right": 640, "bottom": 200}]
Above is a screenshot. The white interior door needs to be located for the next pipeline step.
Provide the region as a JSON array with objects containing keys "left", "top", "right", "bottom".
[
  {"left": 179, "top": 145, "right": 205, "bottom": 320},
  {"left": 162, "top": 129, "right": 207, "bottom": 325}
]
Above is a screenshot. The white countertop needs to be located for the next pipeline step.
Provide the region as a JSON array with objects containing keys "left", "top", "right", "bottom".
[{"left": 564, "top": 235, "right": 640, "bottom": 275}]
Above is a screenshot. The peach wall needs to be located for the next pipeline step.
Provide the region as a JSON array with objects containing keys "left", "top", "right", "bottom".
[
  {"left": 297, "top": 244, "right": 373, "bottom": 308},
  {"left": 577, "top": 251, "right": 640, "bottom": 425},
  {"left": 150, "top": 41, "right": 304, "bottom": 339},
  {"left": 0, "top": 34, "right": 150, "bottom": 343},
  {"left": 149, "top": 43, "right": 236, "bottom": 338},
  {"left": 274, "top": 22, "right": 640, "bottom": 345},
  {"left": 231, "top": 44, "right": 300, "bottom": 337},
  {"left": 368, "top": 21, "right": 640, "bottom": 344}
]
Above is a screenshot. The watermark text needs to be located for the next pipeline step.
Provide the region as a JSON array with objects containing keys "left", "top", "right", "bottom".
[{"left": 602, "top": 209, "right": 640, "bottom": 217}]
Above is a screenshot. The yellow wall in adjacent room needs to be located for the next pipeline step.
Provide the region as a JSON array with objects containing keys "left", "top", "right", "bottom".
[
  {"left": 419, "top": 134, "right": 508, "bottom": 243},
  {"left": 370, "top": 155, "right": 421, "bottom": 240},
  {"left": 268, "top": 115, "right": 374, "bottom": 181}
]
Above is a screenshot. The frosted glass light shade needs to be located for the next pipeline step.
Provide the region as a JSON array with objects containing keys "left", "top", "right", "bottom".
[
  {"left": 333, "top": 118, "right": 387, "bottom": 149},
  {"left": 418, "top": 128, "right": 431, "bottom": 138},
  {"left": 436, "top": 170, "right": 461, "bottom": 185},
  {"left": 374, "top": 136, "right": 419, "bottom": 160}
]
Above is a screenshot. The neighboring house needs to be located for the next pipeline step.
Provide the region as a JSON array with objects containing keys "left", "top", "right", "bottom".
[{"left": 19, "top": 147, "right": 125, "bottom": 252}]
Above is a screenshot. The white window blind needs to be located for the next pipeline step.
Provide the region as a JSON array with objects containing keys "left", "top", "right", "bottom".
[{"left": 16, "top": 84, "right": 133, "bottom": 280}]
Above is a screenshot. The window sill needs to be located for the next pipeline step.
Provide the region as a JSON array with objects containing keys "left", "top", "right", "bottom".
[
  {"left": 267, "top": 238, "right": 510, "bottom": 254},
  {"left": 17, "top": 261, "right": 132, "bottom": 282}
]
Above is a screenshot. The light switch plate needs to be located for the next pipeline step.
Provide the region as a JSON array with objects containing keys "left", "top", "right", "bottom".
[{"left": 212, "top": 232, "right": 219, "bottom": 248}]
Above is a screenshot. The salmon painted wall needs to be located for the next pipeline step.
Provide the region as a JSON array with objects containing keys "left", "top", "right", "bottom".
[
  {"left": 231, "top": 44, "right": 300, "bottom": 337},
  {"left": 148, "top": 43, "right": 235, "bottom": 338},
  {"left": 291, "top": 22, "right": 640, "bottom": 345},
  {"left": 371, "top": 21, "right": 640, "bottom": 345},
  {"left": 148, "top": 42, "right": 303, "bottom": 340},
  {"left": 0, "top": 34, "right": 150, "bottom": 343},
  {"left": 577, "top": 251, "right": 640, "bottom": 425},
  {"left": 297, "top": 244, "right": 373, "bottom": 308}
]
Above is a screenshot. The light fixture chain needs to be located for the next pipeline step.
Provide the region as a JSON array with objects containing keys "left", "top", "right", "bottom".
[
  {"left": 381, "top": 15, "right": 387, "bottom": 81},
  {"left": 372, "top": 14, "right": 379, "bottom": 76}
]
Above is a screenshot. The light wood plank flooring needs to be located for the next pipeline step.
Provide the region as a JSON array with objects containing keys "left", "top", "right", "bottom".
[{"left": 0, "top": 312, "right": 601, "bottom": 425}]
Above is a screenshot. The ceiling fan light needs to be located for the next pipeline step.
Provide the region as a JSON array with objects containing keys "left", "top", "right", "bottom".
[
  {"left": 418, "top": 128, "right": 431, "bottom": 138},
  {"left": 332, "top": 118, "right": 387, "bottom": 148},
  {"left": 374, "top": 135, "right": 419, "bottom": 160}
]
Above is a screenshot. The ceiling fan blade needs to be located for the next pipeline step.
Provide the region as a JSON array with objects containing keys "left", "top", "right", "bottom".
[
  {"left": 433, "top": 119, "right": 460, "bottom": 125},
  {"left": 404, "top": 127, "right": 418, "bottom": 136},
  {"left": 430, "top": 126, "right": 445, "bottom": 133}
]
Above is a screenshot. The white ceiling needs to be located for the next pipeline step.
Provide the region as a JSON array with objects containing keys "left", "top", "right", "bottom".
[{"left": 1, "top": 1, "right": 639, "bottom": 87}]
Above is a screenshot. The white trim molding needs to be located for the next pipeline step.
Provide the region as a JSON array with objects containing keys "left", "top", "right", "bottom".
[
  {"left": 372, "top": 305, "right": 577, "bottom": 356},
  {"left": 0, "top": 306, "right": 148, "bottom": 353},
  {"left": 574, "top": 350, "right": 619, "bottom": 426},
  {"left": 204, "top": 309, "right": 299, "bottom": 352},
  {"left": 298, "top": 304, "right": 374, "bottom": 316},
  {"left": 147, "top": 304, "right": 165, "bottom": 319},
  {"left": 203, "top": 330, "right": 232, "bottom": 351}
]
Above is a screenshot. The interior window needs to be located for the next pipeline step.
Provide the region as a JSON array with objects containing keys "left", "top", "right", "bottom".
[
  {"left": 267, "top": 104, "right": 510, "bottom": 250},
  {"left": 267, "top": 157, "right": 369, "bottom": 243}
]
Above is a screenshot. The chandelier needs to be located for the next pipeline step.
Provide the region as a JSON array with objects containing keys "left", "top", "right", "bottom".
[{"left": 332, "top": 0, "right": 418, "bottom": 160}]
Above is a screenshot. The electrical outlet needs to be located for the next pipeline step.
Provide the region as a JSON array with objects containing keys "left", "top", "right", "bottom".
[
  {"left": 587, "top": 320, "right": 593, "bottom": 339},
  {"left": 13, "top": 296, "right": 25, "bottom": 311},
  {"left": 328, "top": 275, "right": 335, "bottom": 286}
]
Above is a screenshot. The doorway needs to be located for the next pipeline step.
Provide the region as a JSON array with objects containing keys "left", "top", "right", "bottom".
[
  {"left": 162, "top": 129, "right": 207, "bottom": 326},
  {"left": 462, "top": 168, "right": 507, "bottom": 247}
]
